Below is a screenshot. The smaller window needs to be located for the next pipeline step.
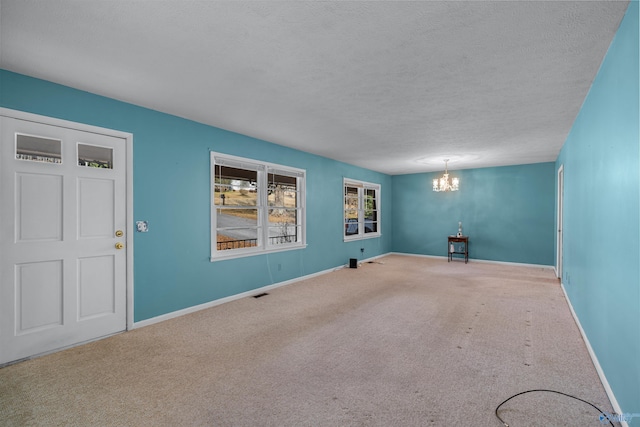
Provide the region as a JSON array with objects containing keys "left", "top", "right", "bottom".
[
  {"left": 344, "top": 179, "right": 381, "bottom": 241},
  {"left": 16, "top": 134, "right": 62, "bottom": 164},
  {"left": 78, "top": 143, "right": 113, "bottom": 169}
]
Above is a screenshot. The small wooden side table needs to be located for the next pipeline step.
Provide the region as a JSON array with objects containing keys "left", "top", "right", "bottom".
[{"left": 448, "top": 235, "right": 469, "bottom": 263}]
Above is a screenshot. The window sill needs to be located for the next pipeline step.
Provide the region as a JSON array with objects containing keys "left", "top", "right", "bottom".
[
  {"left": 344, "top": 233, "right": 381, "bottom": 242},
  {"left": 210, "top": 243, "right": 307, "bottom": 262}
]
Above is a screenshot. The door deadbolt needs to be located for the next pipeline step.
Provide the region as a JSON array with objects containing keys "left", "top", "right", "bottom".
[
  {"left": 115, "top": 242, "right": 124, "bottom": 250},
  {"left": 115, "top": 230, "right": 123, "bottom": 237}
]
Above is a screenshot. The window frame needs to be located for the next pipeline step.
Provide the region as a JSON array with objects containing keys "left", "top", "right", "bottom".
[
  {"left": 343, "top": 178, "right": 381, "bottom": 241},
  {"left": 210, "top": 152, "right": 306, "bottom": 261}
]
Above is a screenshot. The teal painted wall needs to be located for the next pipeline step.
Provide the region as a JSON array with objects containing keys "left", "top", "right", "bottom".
[
  {"left": 391, "top": 163, "right": 556, "bottom": 265},
  {"left": 0, "top": 70, "right": 392, "bottom": 322},
  {"left": 556, "top": 1, "right": 639, "bottom": 419}
]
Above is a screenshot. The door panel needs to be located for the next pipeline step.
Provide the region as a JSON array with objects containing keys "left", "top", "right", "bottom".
[
  {"left": 15, "top": 260, "right": 63, "bottom": 334},
  {"left": 78, "top": 177, "right": 115, "bottom": 239},
  {"left": 1, "top": 116, "right": 127, "bottom": 364},
  {"left": 78, "top": 255, "right": 115, "bottom": 320},
  {"left": 16, "top": 173, "right": 63, "bottom": 242}
]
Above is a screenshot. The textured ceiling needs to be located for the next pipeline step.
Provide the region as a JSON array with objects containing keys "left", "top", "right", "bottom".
[{"left": 0, "top": 1, "right": 630, "bottom": 174}]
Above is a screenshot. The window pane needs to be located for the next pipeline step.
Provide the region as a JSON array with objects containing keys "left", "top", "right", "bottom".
[
  {"left": 268, "top": 173, "right": 297, "bottom": 187},
  {"left": 268, "top": 208, "right": 297, "bottom": 224},
  {"left": 345, "top": 219, "right": 359, "bottom": 235},
  {"left": 345, "top": 209, "right": 358, "bottom": 219},
  {"left": 365, "top": 189, "right": 377, "bottom": 209},
  {"left": 215, "top": 191, "right": 260, "bottom": 207},
  {"left": 214, "top": 165, "right": 258, "bottom": 206},
  {"left": 345, "top": 186, "right": 359, "bottom": 211},
  {"left": 267, "top": 174, "right": 297, "bottom": 208},
  {"left": 216, "top": 228, "right": 258, "bottom": 250},
  {"left": 345, "top": 186, "right": 358, "bottom": 196},
  {"left": 365, "top": 209, "right": 377, "bottom": 222},
  {"left": 365, "top": 221, "right": 378, "bottom": 233},
  {"left": 268, "top": 208, "right": 298, "bottom": 244},
  {"left": 78, "top": 143, "right": 113, "bottom": 168},
  {"left": 16, "top": 134, "right": 62, "bottom": 164},
  {"left": 268, "top": 231, "right": 298, "bottom": 245},
  {"left": 364, "top": 188, "right": 377, "bottom": 234},
  {"left": 217, "top": 207, "right": 258, "bottom": 225},
  {"left": 268, "top": 224, "right": 298, "bottom": 244},
  {"left": 216, "top": 207, "right": 259, "bottom": 249}
]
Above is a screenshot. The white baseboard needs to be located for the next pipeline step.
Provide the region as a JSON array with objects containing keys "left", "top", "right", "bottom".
[
  {"left": 389, "top": 252, "right": 555, "bottom": 270},
  {"left": 468, "top": 257, "right": 555, "bottom": 269},
  {"left": 560, "top": 283, "right": 628, "bottom": 427},
  {"left": 347, "top": 253, "right": 389, "bottom": 267},
  {"left": 133, "top": 253, "right": 397, "bottom": 329},
  {"left": 132, "top": 264, "right": 346, "bottom": 329},
  {"left": 133, "top": 252, "right": 554, "bottom": 329},
  {"left": 389, "top": 252, "right": 446, "bottom": 261}
]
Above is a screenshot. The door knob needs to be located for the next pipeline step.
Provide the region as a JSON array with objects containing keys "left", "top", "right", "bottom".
[
  {"left": 115, "top": 242, "right": 124, "bottom": 250},
  {"left": 115, "top": 230, "right": 123, "bottom": 237}
]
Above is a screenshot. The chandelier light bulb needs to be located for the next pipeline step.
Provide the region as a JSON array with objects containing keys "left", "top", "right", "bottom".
[{"left": 433, "top": 159, "right": 460, "bottom": 192}]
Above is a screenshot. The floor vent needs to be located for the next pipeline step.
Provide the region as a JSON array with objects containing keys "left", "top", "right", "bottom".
[{"left": 253, "top": 292, "right": 269, "bottom": 299}]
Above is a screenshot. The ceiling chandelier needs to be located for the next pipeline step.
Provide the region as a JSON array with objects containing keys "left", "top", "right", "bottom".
[{"left": 433, "top": 159, "right": 459, "bottom": 192}]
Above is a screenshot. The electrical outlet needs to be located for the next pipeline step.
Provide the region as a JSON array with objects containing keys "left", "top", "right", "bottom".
[
  {"left": 360, "top": 248, "right": 364, "bottom": 253},
  {"left": 136, "top": 221, "right": 149, "bottom": 232}
]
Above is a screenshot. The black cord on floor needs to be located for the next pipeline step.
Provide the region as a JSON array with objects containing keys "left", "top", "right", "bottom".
[{"left": 494, "top": 389, "right": 615, "bottom": 427}]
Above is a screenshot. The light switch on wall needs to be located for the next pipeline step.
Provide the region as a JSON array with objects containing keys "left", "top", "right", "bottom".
[{"left": 136, "top": 221, "right": 149, "bottom": 232}]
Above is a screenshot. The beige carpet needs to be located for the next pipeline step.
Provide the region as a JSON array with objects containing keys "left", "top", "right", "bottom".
[{"left": 0, "top": 255, "right": 615, "bottom": 426}]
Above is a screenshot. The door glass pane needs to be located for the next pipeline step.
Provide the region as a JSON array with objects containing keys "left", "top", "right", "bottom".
[
  {"left": 78, "top": 144, "right": 113, "bottom": 169},
  {"left": 16, "top": 134, "right": 62, "bottom": 164}
]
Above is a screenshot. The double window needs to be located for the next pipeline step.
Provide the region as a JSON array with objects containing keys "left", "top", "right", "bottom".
[
  {"left": 344, "top": 179, "right": 381, "bottom": 240},
  {"left": 211, "top": 152, "right": 305, "bottom": 261}
]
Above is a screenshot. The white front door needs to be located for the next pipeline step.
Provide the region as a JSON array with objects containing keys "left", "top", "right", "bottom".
[{"left": 0, "top": 115, "right": 128, "bottom": 364}]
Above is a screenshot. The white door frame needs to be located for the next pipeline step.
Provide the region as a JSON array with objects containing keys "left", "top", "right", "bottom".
[
  {"left": 0, "top": 108, "right": 134, "bottom": 331},
  {"left": 556, "top": 164, "right": 564, "bottom": 280}
]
